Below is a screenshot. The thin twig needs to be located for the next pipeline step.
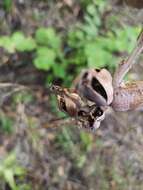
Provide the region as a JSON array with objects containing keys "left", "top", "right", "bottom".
[
  {"left": 43, "top": 117, "right": 77, "bottom": 129},
  {"left": 0, "top": 83, "right": 29, "bottom": 105}
]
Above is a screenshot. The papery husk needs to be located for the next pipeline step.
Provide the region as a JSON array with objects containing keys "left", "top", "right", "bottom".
[
  {"left": 76, "top": 69, "right": 113, "bottom": 106},
  {"left": 57, "top": 92, "right": 83, "bottom": 117},
  {"left": 92, "top": 69, "right": 113, "bottom": 105}
]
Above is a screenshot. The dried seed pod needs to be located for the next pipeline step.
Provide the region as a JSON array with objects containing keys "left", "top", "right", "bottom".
[
  {"left": 76, "top": 69, "right": 113, "bottom": 106},
  {"left": 50, "top": 85, "right": 83, "bottom": 117},
  {"left": 51, "top": 85, "right": 107, "bottom": 130},
  {"left": 78, "top": 105, "right": 106, "bottom": 131},
  {"left": 57, "top": 94, "right": 79, "bottom": 117}
]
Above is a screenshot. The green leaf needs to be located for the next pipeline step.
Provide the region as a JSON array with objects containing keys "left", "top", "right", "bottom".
[
  {"left": 76, "top": 154, "right": 86, "bottom": 168},
  {"left": 85, "top": 42, "right": 113, "bottom": 68},
  {"left": 68, "top": 30, "right": 85, "bottom": 48},
  {"left": 0, "top": 115, "right": 13, "bottom": 133},
  {"left": 52, "top": 64, "right": 66, "bottom": 78},
  {"left": 3, "top": 0, "right": 12, "bottom": 12},
  {"left": 4, "top": 153, "right": 16, "bottom": 167},
  {"left": 4, "top": 169, "right": 17, "bottom": 190},
  {"left": 14, "top": 167, "right": 25, "bottom": 176},
  {"left": 87, "top": 4, "right": 96, "bottom": 16},
  {"left": 80, "top": 131, "right": 93, "bottom": 151},
  {"left": 35, "top": 28, "right": 61, "bottom": 50},
  {"left": 94, "top": 0, "right": 107, "bottom": 13},
  {"left": 11, "top": 32, "right": 36, "bottom": 52},
  {"left": 34, "top": 47, "right": 56, "bottom": 70},
  {"left": 0, "top": 36, "right": 15, "bottom": 53},
  {"left": 83, "top": 14, "right": 99, "bottom": 36}
]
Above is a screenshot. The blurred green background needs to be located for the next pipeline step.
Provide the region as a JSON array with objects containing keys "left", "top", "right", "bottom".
[{"left": 0, "top": 0, "right": 142, "bottom": 190}]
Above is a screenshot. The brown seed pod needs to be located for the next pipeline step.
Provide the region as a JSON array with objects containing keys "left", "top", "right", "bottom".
[
  {"left": 57, "top": 93, "right": 80, "bottom": 117},
  {"left": 76, "top": 69, "right": 113, "bottom": 106},
  {"left": 51, "top": 85, "right": 83, "bottom": 117},
  {"left": 51, "top": 84, "right": 107, "bottom": 130},
  {"left": 77, "top": 105, "right": 106, "bottom": 131}
]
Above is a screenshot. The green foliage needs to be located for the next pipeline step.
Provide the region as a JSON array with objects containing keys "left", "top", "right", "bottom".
[
  {"left": 0, "top": 28, "right": 67, "bottom": 82},
  {"left": 0, "top": 32, "right": 36, "bottom": 53},
  {"left": 11, "top": 32, "right": 36, "bottom": 52},
  {"left": 34, "top": 28, "right": 66, "bottom": 80},
  {"left": 3, "top": 0, "right": 12, "bottom": 12},
  {"left": 56, "top": 127, "right": 75, "bottom": 152},
  {"left": 0, "top": 153, "right": 26, "bottom": 190},
  {"left": 76, "top": 131, "right": 93, "bottom": 168},
  {"left": 0, "top": 113, "right": 13, "bottom": 133},
  {"left": 0, "top": 0, "right": 141, "bottom": 85},
  {"left": 56, "top": 128, "right": 93, "bottom": 168},
  {"left": 81, "top": 0, "right": 107, "bottom": 37},
  {"left": 34, "top": 47, "right": 56, "bottom": 70},
  {"left": 84, "top": 27, "right": 140, "bottom": 69},
  {"left": 80, "top": 131, "right": 93, "bottom": 152},
  {"left": 67, "top": 2, "right": 141, "bottom": 71},
  {"left": 35, "top": 28, "right": 61, "bottom": 50}
]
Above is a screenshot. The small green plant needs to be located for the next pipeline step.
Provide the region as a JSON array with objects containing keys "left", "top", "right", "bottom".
[
  {"left": 56, "top": 127, "right": 93, "bottom": 168},
  {"left": 3, "top": 0, "right": 12, "bottom": 12},
  {"left": 80, "top": 131, "right": 93, "bottom": 152},
  {"left": 76, "top": 131, "right": 93, "bottom": 168},
  {"left": 0, "top": 0, "right": 141, "bottom": 86},
  {"left": 67, "top": 1, "right": 141, "bottom": 71},
  {"left": 0, "top": 115, "right": 13, "bottom": 133},
  {"left": 0, "top": 153, "right": 26, "bottom": 190},
  {"left": 56, "top": 127, "right": 75, "bottom": 153},
  {"left": 0, "top": 28, "right": 68, "bottom": 83},
  {"left": 0, "top": 32, "right": 36, "bottom": 53}
]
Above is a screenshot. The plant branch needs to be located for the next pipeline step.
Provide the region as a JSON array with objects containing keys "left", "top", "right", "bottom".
[{"left": 113, "top": 29, "right": 143, "bottom": 88}]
